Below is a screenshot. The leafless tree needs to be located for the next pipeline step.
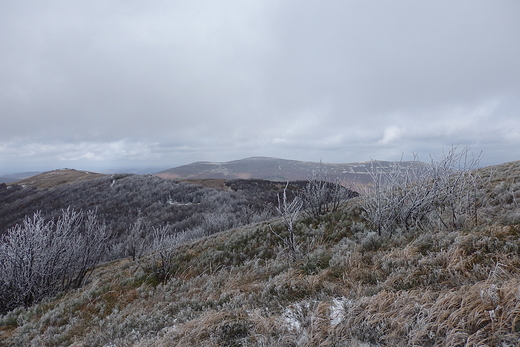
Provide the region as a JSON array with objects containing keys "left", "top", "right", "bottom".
[
  {"left": 124, "top": 217, "right": 151, "bottom": 261},
  {"left": 301, "top": 161, "right": 351, "bottom": 220},
  {"left": 0, "top": 208, "right": 111, "bottom": 314},
  {"left": 141, "top": 225, "right": 179, "bottom": 284},
  {"left": 271, "top": 182, "right": 303, "bottom": 260}
]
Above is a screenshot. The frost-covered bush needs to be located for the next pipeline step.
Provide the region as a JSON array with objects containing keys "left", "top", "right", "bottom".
[
  {"left": 0, "top": 208, "right": 111, "bottom": 314},
  {"left": 362, "top": 145, "right": 482, "bottom": 234},
  {"left": 300, "top": 162, "right": 358, "bottom": 220}
]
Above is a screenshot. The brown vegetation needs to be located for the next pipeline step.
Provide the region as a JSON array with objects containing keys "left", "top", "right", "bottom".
[{"left": 9, "top": 169, "right": 106, "bottom": 189}]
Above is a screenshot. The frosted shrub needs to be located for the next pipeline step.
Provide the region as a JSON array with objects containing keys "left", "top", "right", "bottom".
[
  {"left": 301, "top": 162, "right": 357, "bottom": 220},
  {"left": 0, "top": 208, "right": 111, "bottom": 314},
  {"left": 362, "top": 145, "right": 482, "bottom": 234},
  {"left": 271, "top": 182, "right": 303, "bottom": 260}
]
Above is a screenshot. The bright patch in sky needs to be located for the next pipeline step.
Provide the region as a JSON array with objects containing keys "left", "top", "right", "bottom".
[{"left": 380, "top": 126, "right": 403, "bottom": 145}]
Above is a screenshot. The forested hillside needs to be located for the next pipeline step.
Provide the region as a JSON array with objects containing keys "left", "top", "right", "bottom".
[
  {"left": 2, "top": 175, "right": 254, "bottom": 234},
  {"left": 0, "top": 174, "right": 355, "bottom": 260}
]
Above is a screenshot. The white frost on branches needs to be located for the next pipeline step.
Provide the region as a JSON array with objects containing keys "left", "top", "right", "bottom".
[
  {"left": 0, "top": 208, "right": 111, "bottom": 313},
  {"left": 362, "top": 145, "right": 482, "bottom": 234}
]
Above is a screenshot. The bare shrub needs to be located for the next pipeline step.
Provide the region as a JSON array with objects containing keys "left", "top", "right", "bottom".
[
  {"left": 123, "top": 218, "right": 150, "bottom": 261},
  {"left": 124, "top": 221, "right": 183, "bottom": 284},
  {"left": 0, "top": 208, "right": 111, "bottom": 314},
  {"left": 300, "top": 161, "right": 356, "bottom": 220},
  {"left": 142, "top": 225, "right": 179, "bottom": 284},
  {"left": 271, "top": 182, "right": 303, "bottom": 260},
  {"left": 362, "top": 145, "right": 482, "bottom": 234}
]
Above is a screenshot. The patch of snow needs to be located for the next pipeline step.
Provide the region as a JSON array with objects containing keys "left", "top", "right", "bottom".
[
  {"left": 282, "top": 301, "right": 319, "bottom": 332},
  {"left": 167, "top": 199, "right": 199, "bottom": 206},
  {"left": 283, "top": 297, "right": 351, "bottom": 332},
  {"left": 330, "top": 297, "right": 351, "bottom": 326},
  {"left": 283, "top": 304, "right": 304, "bottom": 331}
]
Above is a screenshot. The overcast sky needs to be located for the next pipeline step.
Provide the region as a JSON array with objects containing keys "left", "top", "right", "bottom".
[{"left": 1, "top": 1, "right": 519, "bottom": 174}]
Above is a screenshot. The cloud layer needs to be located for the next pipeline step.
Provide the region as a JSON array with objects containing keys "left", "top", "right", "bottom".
[{"left": 1, "top": 1, "right": 519, "bottom": 172}]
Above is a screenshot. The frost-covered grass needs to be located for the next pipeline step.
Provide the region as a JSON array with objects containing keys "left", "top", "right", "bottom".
[{"left": 2, "top": 161, "right": 520, "bottom": 346}]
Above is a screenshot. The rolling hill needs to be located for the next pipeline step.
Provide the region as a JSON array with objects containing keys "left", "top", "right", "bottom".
[
  {"left": 155, "top": 156, "right": 408, "bottom": 185},
  {"left": 0, "top": 173, "right": 289, "bottom": 239},
  {"left": 7, "top": 169, "right": 106, "bottom": 189}
]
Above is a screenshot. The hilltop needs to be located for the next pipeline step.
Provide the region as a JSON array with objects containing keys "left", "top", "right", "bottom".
[
  {"left": 1, "top": 158, "right": 520, "bottom": 345},
  {"left": 7, "top": 169, "right": 106, "bottom": 189}
]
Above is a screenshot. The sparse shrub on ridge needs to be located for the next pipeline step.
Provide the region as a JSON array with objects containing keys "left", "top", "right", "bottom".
[
  {"left": 299, "top": 161, "right": 359, "bottom": 220},
  {"left": 362, "top": 145, "right": 482, "bottom": 234},
  {"left": 270, "top": 164, "right": 359, "bottom": 261},
  {"left": 271, "top": 181, "right": 303, "bottom": 260}
]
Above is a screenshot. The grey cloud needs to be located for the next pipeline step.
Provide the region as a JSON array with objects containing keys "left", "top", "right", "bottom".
[{"left": 0, "top": 1, "right": 519, "bottom": 172}]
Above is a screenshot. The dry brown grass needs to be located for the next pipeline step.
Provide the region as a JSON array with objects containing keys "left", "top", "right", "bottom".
[
  {"left": 9, "top": 169, "right": 106, "bottom": 189},
  {"left": 329, "top": 279, "right": 520, "bottom": 346}
]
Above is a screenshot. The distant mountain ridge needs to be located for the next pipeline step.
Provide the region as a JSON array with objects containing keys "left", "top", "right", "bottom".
[
  {"left": 155, "top": 156, "right": 412, "bottom": 185},
  {"left": 0, "top": 172, "right": 41, "bottom": 184}
]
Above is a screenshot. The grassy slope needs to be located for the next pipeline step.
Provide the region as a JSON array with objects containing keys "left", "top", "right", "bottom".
[
  {"left": 9, "top": 169, "right": 106, "bottom": 189},
  {"left": 1, "top": 162, "right": 520, "bottom": 346}
]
